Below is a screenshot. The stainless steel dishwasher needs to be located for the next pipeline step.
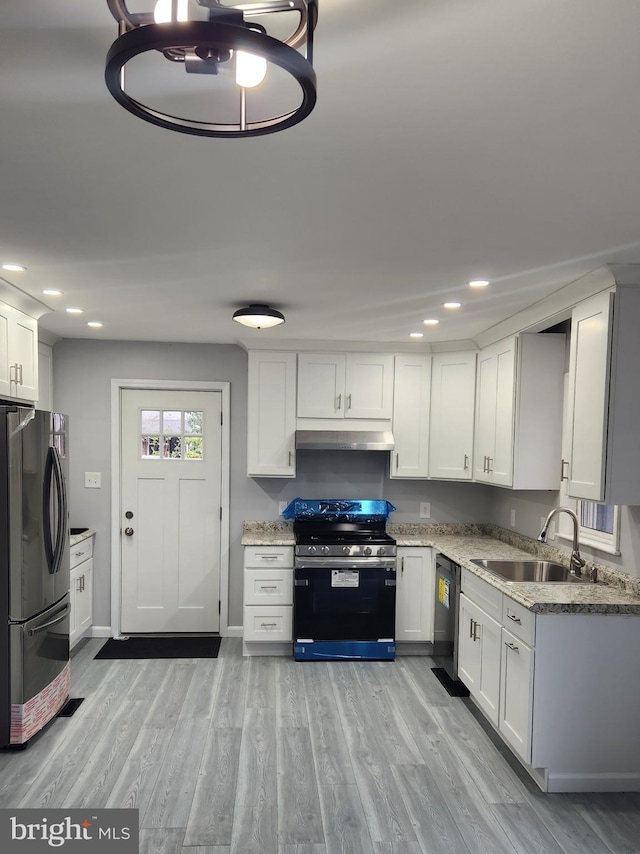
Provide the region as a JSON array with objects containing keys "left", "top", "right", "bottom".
[{"left": 431, "top": 553, "right": 469, "bottom": 696}]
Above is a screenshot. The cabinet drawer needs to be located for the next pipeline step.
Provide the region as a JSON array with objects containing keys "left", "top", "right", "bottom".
[
  {"left": 70, "top": 536, "right": 94, "bottom": 569},
  {"left": 461, "top": 567, "right": 503, "bottom": 622},
  {"left": 502, "top": 596, "right": 535, "bottom": 646},
  {"left": 243, "top": 606, "right": 292, "bottom": 641},
  {"left": 244, "top": 546, "right": 293, "bottom": 569},
  {"left": 244, "top": 568, "right": 293, "bottom": 605}
]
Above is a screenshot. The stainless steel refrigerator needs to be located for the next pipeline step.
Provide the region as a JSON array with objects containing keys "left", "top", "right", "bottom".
[{"left": 0, "top": 407, "right": 70, "bottom": 748}]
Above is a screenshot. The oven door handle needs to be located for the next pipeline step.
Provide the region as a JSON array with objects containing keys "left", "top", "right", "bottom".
[{"left": 294, "top": 579, "right": 309, "bottom": 586}]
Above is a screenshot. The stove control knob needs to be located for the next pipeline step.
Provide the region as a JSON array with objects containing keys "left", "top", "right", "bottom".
[
  {"left": 342, "top": 546, "right": 351, "bottom": 555},
  {"left": 377, "top": 546, "right": 386, "bottom": 556},
  {"left": 307, "top": 545, "right": 317, "bottom": 554},
  {"left": 321, "top": 545, "right": 330, "bottom": 554},
  {"left": 364, "top": 546, "right": 372, "bottom": 556}
]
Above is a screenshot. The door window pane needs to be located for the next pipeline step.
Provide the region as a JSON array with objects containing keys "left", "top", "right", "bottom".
[
  {"left": 185, "top": 437, "right": 203, "bottom": 459},
  {"left": 164, "top": 436, "right": 182, "bottom": 458},
  {"left": 184, "top": 411, "right": 204, "bottom": 434},
  {"left": 142, "top": 436, "right": 161, "bottom": 457},
  {"left": 163, "top": 410, "right": 182, "bottom": 435},
  {"left": 141, "top": 410, "right": 160, "bottom": 433}
]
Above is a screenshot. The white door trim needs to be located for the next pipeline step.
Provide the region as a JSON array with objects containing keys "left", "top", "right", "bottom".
[{"left": 110, "top": 378, "right": 231, "bottom": 638}]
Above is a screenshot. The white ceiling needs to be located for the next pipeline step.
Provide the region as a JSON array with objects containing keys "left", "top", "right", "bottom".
[{"left": 2, "top": 0, "right": 640, "bottom": 347}]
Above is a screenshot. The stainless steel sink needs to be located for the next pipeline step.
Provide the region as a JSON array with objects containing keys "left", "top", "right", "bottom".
[{"left": 470, "top": 559, "right": 589, "bottom": 583}]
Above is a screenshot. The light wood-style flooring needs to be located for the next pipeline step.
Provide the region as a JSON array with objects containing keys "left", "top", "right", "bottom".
[{"left": 1, "top": 638, "right": 639, "bottom": 854}]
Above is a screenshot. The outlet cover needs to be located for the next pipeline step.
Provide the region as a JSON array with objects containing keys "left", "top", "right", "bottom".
[
  {"left": 278, "top": 501, "right": 288, "bottom": 515},
  {"left": 85, "top": 471, "right": 101, "bottom": 489},
  {"left": 510, "top": 508, "right": 516, "bottom": 526},
  {"left": 420, "top": 502, "right": 431, "bottom": 519}
]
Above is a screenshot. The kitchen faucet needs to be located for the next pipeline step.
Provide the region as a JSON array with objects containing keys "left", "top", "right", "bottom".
[{"left": 538, "top": 506, "right": 594, "bottom": 580}]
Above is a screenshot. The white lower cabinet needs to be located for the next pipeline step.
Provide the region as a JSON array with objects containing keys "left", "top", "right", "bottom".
[
  {"left": 459, "top": 565, "right": 640, "bottom": 791},
  {"left": 70, "top": 534, "right": 94, "bottom": 649},
  {"left": 499, "top": 626, "right": 534, "bottom": 762},
  {"left": 395, "top": 547, "right": 435, "bottom": 642},
  {"left": 457, "top": 592, "right": 501, "bottom": 726},
  {"left": 243, "top": 545, "right": 293, "bottom": 654}
]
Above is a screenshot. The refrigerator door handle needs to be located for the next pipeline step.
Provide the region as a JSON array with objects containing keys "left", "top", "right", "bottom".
[
  {"left": 28, "top": 603, "right": 70, "bottom": 636},
  {"left": 43, "top": 447, "right": 56, "bottom": 574},
  {"left": 51, "top": 447, "right": 67, "bottom": 575}
]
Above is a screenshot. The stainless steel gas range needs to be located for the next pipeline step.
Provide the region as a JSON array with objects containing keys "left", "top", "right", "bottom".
[{"left": 287, "top": 499, "right": 397, "bottom": 661}]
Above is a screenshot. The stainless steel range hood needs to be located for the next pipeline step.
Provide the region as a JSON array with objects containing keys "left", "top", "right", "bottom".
[{"left": 295, "top": 430, "right": 395, "bottom": 451}]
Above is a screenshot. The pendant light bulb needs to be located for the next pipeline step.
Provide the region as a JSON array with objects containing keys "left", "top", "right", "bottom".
[
  {"left": 236, "top": 51, "right": 268, "bottom": 88},
  {"left": 154, "top": 0, "right": 207, "bottom": 24}
]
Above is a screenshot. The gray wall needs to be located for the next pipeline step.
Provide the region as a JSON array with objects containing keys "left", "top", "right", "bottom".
[
  {"left": 53, "top": 339, "right": 494, "bottom": 631},
  {"left": 489, "top": 489, "right": 640, "bottom": 578},
  {"left": 53, "top": 337, "right": 640, "bottom": 635}
]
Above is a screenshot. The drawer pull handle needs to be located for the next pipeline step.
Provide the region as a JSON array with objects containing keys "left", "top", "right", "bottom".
[
  {"left": 260, "top": 585, "right": 278, "bottom": 590},
  {"left": 74, "top": 551, "right": 84, "bottom": 557},
  {"left": 260, "top": 622, "right": 278, "bottom": 628},
  {"left": 259, "top": 555, "right": 280, "bottom": 560},
  {"left": 505, "top": 641, "right": 519, "bottom": 652},
  {"left": 507, "top": 613, "right": 522, "bottom": 624}
]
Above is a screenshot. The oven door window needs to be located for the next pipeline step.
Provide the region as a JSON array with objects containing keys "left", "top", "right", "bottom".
[{"left": 294, "top": 567, "right": 396, "bottom": 640}]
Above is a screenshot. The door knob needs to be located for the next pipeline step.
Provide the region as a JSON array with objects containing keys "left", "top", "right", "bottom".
[
  {"left": 124, "top": 527, "right": 134, "bottom": 537},
  {"left": 125, "top": 510, "right": 134, "bottom": 519}
]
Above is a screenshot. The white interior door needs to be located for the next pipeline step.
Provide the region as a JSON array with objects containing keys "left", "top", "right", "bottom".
[{"left": 120, "top": 389, "right": 222, "bottom": 633}]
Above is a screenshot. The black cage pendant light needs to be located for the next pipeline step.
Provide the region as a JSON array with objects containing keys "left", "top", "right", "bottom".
[{"left": 105, "top": 0, "right": 318, "bottom": 138}]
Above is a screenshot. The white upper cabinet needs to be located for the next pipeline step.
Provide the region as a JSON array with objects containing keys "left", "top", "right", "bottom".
[
  {"left": 429, "top": 351, "right": 476, "bottom": 480},
  {"left": 566, "top": 286, "right": 640, "bottom": 503},
  {"left": 247, "top": 351, "right": 297, "bottom": 477},
  {"left": 297, "top": 352, "right": 394, "bottom": 420},
  {"left": 0, "top": 301, "right": 39, "bottom": 402},
  {"left": 390, "top": 354, "right": 431, "bottom": 478},
  {"left": 473, "top": 333, "right": 565, "bottom": 489}
]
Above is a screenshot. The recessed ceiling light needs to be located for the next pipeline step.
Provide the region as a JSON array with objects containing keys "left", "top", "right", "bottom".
[
  {"left": 87, "top": 321, "right": 103, "bottom": 328},
  {"left": 423, "top": 318, "right": 439, "bottom": 326},
  {"left": 443, "top": 302, "right": 461, "bottom": 309},
  {"left": 66, "top": 307, "right": 84, "bottom": 314},
  {"left": 409, "top": 332, "right": 424, "bottom": 338},
  {"left": 43, "top": 289, "right": 63, "bottom": 297},
  {"left": 469, "top": 280, "right": 490, "bottom": 288},
  {"left": 2, "top": 263, "right": 26, "bottom": 272}
]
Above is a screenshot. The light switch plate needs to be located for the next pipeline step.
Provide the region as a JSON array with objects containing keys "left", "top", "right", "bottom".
[
  {"left": 279, "top": 500, "right": 288, "bottom": 515},
  {"left": 420, "top": 502, "right": 431, "bottom": 519},
  {"left": 510, "top": 508, "right": 516, "bottom": 526},
  {"left": 85, "top": 471, "right": 101, "bottom": 489}
]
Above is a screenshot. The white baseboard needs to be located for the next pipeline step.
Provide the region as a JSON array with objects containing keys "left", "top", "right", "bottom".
[
  {"left": 224, "top": 625, "right": 243, "bottom": 638},
  {"left": 87, "top": 626, "right": 112, "bottom": 639}
]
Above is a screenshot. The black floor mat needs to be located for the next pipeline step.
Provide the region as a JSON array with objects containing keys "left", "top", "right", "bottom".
[
  {"left": 95, "top": 635, "right": 221, "bottom": 659},
  {"left": 431, "top": 666, "right": 470, "bottom": 697},
  {"left": 57, "top": 697, "right": 84, "bottom": 717}
]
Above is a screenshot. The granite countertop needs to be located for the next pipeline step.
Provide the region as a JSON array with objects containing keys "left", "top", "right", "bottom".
[
  {"left": 242, "top": 520, "right": 640, "bottom": 615},
  {"left": 69, "top": 527, "right": 96, "bottom": 547}
]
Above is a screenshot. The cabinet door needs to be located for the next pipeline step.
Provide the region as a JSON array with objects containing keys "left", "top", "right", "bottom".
[
  {"left": 10, "top": 310, "right": 38, "bottom": 401},
  {"left": 473, "top": 348, "right": 498, "bottom": 482},
  {"left": 457, "top": 593, "right": 482, "bottom": 690},
  {"left": 247, "top": 351, "right": 297, "bottom": 477},
  {"left": 297, "top": 353, "right": 346, "bottom": 418},
  {"left": 345, "top": 353, "right": 394, "bottom": 419},
  {"left": 491, "top": 339, "right": 516, "bottom": 486},
  {"left": 0, "top": 302, "right": 39, "bottom": 402},
  {"left": 395, "top": 548, "right": 434, "bottom": 641},
  {"left": 391, "top": 354, "right": 431, "bottom": 478},
  {"left": 500, "top": 626, "right": 534, "bottom": 763},
  {"left": 429, "top": 351, "right": 476, "bottom": 479},
  {"left": 457, "top": 593, "right": 501, "bottom": 726},
  {"left": 70, "top": 558, "right": 93, "bottom": 648},
  {"left": 566, "top": 291, "right": 612, "bottom": 501}
]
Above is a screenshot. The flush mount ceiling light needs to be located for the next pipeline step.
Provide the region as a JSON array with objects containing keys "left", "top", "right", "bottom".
[
  {"left": 2, "top": 263, "right": 26, "bottom": 272},
  {"left": 232, "top": 303, "right": 285, "bottom": 328},
  {"left": 105, "top": 0, "right": 318, "bottom": 138}
]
